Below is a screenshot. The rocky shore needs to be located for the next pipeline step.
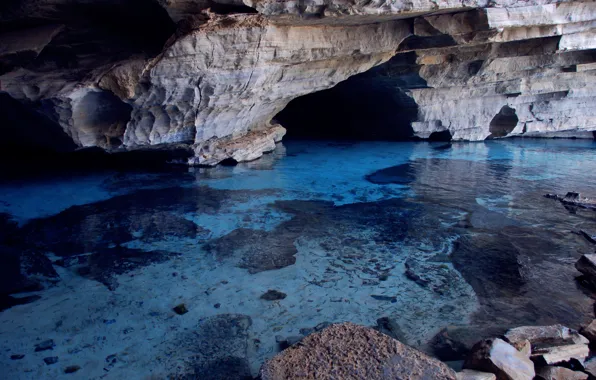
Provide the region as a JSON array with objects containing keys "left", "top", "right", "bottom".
[
  {"left": 258, "top": 198, "right": 596, "bottom": 380},
  {"left": 259, "top": 321, "right": 596, "bottom": 379}
]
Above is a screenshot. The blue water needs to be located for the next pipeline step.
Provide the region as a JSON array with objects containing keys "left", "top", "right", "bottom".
[{"left": 1, "top": 139, "right": 596, "bottom": 378}]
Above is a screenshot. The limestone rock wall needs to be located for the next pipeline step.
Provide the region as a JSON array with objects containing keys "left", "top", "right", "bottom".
[
  {"left": 402, "top": 3, "right": 596, "bottom": 140},
  {"left": 0, "top": 0, "right": 595, "bottom": 164}
]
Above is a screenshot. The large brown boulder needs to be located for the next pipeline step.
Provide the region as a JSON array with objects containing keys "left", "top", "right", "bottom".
[
  {"left": 260, "top": 322, "right": 457, "bottom": 380},
  {"left": 463, "top": 338, "right": 535, "bottom": 380}
]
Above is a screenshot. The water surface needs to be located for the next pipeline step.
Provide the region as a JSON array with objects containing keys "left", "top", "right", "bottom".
[{"left": 1, "top": 139, "right": 596, "bottom": 378}]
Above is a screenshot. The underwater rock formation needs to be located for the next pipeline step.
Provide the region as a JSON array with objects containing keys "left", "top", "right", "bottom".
[{"left": 1, "top": 0, "right": 596, "bottom": 163}]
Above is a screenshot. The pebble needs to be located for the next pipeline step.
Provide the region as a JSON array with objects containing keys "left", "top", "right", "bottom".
[
  {"left": 64, "top": 365, "right": 81, "bottom": 374},
  {"left": 35, "top": 339, "right": 55, "bottom": 352},
  {"left": 10, "top": 354, "right": 25, "bottom": 360},
  {"left": 214, "top": 303, "right": 221, "bottom": 309},
  {"left": 173, "top": 304, "right": 188, "bottom": 315},
  {"left": 44, "top": 357, "right": 59, "bottom": 365},
  {"left": 260, "top": 290, "right": 287, "bottom": 301},
  {"left": 371, "top": 294, "right": 397, "bottom": 303}
]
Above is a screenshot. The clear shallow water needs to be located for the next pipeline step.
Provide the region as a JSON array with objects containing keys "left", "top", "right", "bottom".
[{"left": 1, "top": 139, "right": 596, "bottom": 378}]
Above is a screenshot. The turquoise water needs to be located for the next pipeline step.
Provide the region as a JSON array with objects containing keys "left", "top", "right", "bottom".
[{"left": 1, "top": 139, "right": 596, "bottom": 378}]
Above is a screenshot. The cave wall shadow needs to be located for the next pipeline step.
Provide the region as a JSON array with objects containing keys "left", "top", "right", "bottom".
[
  {"left": 489, "top": 105, "right": 518, "bottom": 138},
  {"left": 275, "top": 53, "right": 425, "bottom": 141}
]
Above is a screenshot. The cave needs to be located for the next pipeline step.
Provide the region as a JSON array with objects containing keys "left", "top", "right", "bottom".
[
  {"left": 488, "top": 106, "right": 519, "bottom": 138},
  {"left": 275, "top": 53, "right": 425, "bottom": 141},
  {"left": 72, "top": 90, "right": 133, "bottom": 148}
]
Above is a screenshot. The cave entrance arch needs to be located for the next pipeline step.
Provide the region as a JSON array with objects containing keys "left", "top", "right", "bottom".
[
  {"left": 489, "top": 106, "right": 518, "bottom": 138},
  {"left": 274, "top": 54, "right": 423, "bottom": 141}
]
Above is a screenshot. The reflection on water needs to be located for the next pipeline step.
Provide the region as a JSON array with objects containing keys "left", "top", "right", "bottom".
[{"left": 1, "top": 139, "right": 596, "bottom": 379}]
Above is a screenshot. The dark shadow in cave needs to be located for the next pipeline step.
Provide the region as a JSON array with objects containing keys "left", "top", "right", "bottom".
[
  {"left": 275, "top": 52, "right": 426, "bottom": 141},
  {"left": 428, "top": 130, "right": 452, "bottom": 142},
  {"left": 489, "top": 106, "right": 518, "bottom": 138},
  {"left": 73, "top": 90, "right": 133, "bottom": 149},
  {"left": 0, "top": 93, "right": 76, "bottom": 157}
]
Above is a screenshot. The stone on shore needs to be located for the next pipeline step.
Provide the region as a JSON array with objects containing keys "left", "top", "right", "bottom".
[
  {"left": 504, "top": 325, "right": 589, "bottom": 346},
  {"left": 582, "top": 320, "right": 596, "bottom": 343},
  {"left": 463, "top": 338, "right": 535, "bottom": 380},
  {"left": 503, "top": 325, "right": 590, "bottom": 365},
  {"left": 533, "top": 344, "right": 590, "bottom": 366},
  {"left": 511, "top": 340, "right": 531, "bottom": 357},
  {"left": 456, "top": 369, "right": 497, "bottom": 380},
  {"left": 535, "top": 366, "right": 588, "bottom": 380},
  {"left": 260, "top": 322, "right": 456, "bottom": 380},
  {"left": 584, "top": 357, "right": 596, "bottom": 377}
]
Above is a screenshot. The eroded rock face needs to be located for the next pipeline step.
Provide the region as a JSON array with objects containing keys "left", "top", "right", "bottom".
[
  {"left": 1, "top": 0, "right": 596, "bottom": 163},
  {"left": 260, "top": 322, "right": 457, "bottom": 380}
]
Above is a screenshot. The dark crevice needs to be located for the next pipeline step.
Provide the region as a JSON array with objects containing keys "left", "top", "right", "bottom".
[
  {"left": 428, "top": 130, "right": 453, "bottom": 142},
  {"left": 398, "top": 34, "right": 458, "bottom": 52},
  {"left": 219, "top": 158, "right": 239, "bottom": 166},
  {"left": 210, "top": 2, "right": 258, "bottom": 14},
  {"left": 0, "top": 93, "right": 76, "bottom": 157},
  {"left": 467, "top": 60, "right": 484, "bottom": 75},
  {"left": 488, "top": 105, "right": 518, "bottom": 138}
]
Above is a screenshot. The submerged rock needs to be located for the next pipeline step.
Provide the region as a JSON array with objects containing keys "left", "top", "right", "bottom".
[
  {"left": 365, "top": 163, "right": 415, "bottom": 185},
  {"left": 374, "top": 317, "right": 408, "bottom": 343},
  {"left": 64, "top": 365, "right": 81, "bottom": 374},
  {"left": 35, "top": 339, "right": 55, "bottom": 352},
  {"left": 173, "top": 304, "right": 188, "bottom": 315},
  {"left": 175, "top": 314, "right": 253, "bottom": 378},
  {"left": 0, "top": 244, "right": 59, "bottom": 311},
  {"left": 260, "top": 290, "right": 287, "bottom": 301},
  {"left": 260, "top": 322, "right": 457, "bottom": 380},
  {"left": 44, "top": 356, "right": 59, "bottom": 365},
  {"left": 404, "top": 258, "right": 462, "bottom": 295},
  {"left": 59, "top": 246, "right": 179, "bottom": 291},
  {"left": 463, "top": 338, "right": 535, "bottom": 380}
]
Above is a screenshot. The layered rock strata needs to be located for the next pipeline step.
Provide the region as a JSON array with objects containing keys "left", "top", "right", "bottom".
[{"left": 1, "top": 0, "right": 596, "bottom": 164}]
